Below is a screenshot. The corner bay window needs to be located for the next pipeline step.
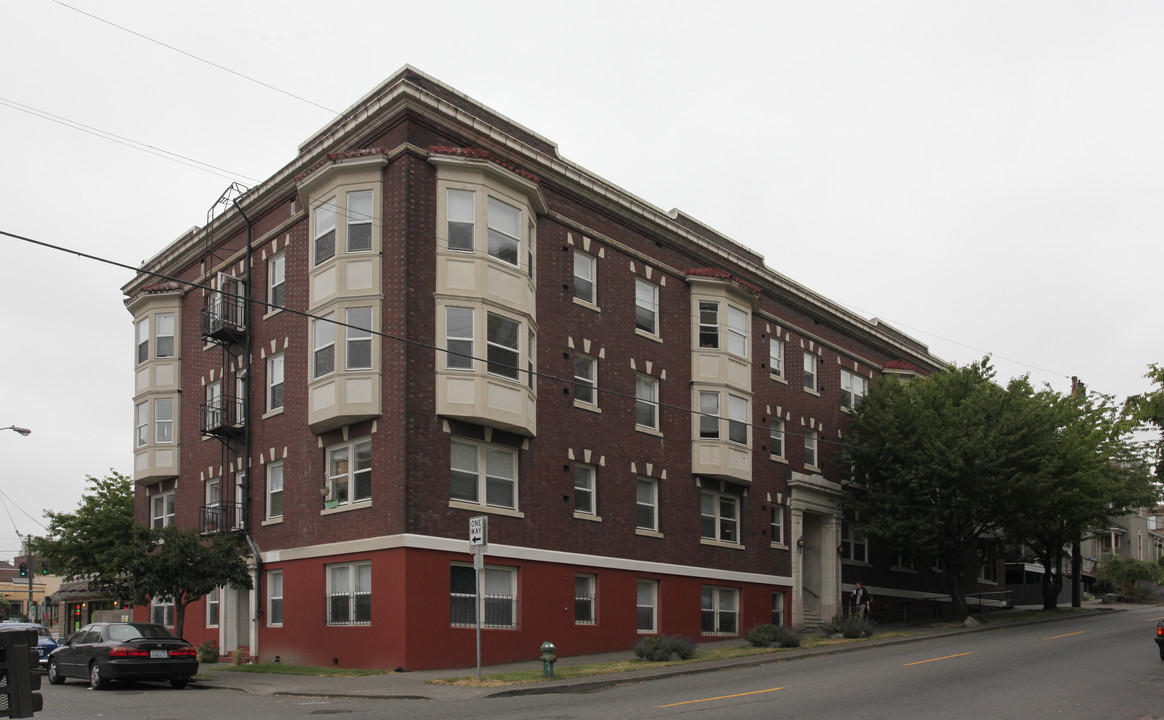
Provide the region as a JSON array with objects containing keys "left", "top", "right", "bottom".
[
  {"left": 486, "top": 313, "right": 520, "bottom": 380},
  {"left": 314, "top": 198, "right": 337, "bottom": 265},
  {"left": 346, "top": 307, "right": 373, "bottom": 371},
  {"left": 450, "top": 565, "right": 516, "bottom": 628},
  {"left": 313, "top": 313, "right": 335, "bottom": 378},
  {"left": 327, "top": 562, "right": 371, "bottom": 626},
  {"left": 450, "top": 438, "right": 517, "bottom": 510}
]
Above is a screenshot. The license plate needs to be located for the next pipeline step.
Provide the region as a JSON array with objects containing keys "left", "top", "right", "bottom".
[{"left": 150, "top": 650, "right": 169, "bottom": 659}]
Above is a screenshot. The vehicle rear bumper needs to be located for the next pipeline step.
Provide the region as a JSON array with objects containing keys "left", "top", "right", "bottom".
[{"left": 102, "top": 659, "right": 199, "bottom": 680}]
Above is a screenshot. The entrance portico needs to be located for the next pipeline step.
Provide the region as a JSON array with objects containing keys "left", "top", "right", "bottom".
[{"left": 789, "top": 471, "right": 843, "bottom": 629}]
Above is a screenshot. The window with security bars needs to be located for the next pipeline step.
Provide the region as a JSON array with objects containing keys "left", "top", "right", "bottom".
[
  {"left": 327, "top": 562, "right": 371, "bottom": 626},
  {"left": 449, "top": 565, "right": 516, "bottom": 629},
  {"left": 701, "top": 586, "right": 739, "bottom": 635},
  {"left": 575, "top": 574, "right": 596, "bottom": 624}
]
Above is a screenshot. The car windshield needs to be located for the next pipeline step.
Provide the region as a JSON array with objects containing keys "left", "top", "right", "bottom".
[
  {"left": 36, "top": 627, "right": 51, "bottom": 638},
  {"left": 107, "top": 624, "right": 176, "bottom": 642}
]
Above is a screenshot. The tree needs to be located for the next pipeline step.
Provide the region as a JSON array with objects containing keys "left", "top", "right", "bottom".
[
  {"left": 1126, "top": 363, "right": 1164, "bottom": 480},
  {"left": 29, "top": 471, "right": 147, "bottom": 603},
  {"left": 128, "top": 525, "right": 253, "bottom": 637},
  {"left": 1000, "top": 381, "right": 1158, "bottom": 609},
  {"left": 843, "top": 359, "right": 1021, "bottom": 619}
]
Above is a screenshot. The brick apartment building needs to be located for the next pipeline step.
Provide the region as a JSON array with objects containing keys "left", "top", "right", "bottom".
[{"left": 122, "top": 66, "right": 969, "bottom": 670}]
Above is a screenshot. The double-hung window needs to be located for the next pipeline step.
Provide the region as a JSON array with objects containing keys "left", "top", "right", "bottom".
[
  {"left": 574, "top": 354, "right": 596, "bottom": 406},
  {"left": 445, "top": 307, "right": 474, "bottom": 370},
  {"left": 635, "top": 478, "right": 658, "bottom": 532},
  {"left": 267, "top": 570, "right": 284, "bottom": 626},
  {"left": 636, "top": 579, "right": 657, "bottom": 633},
  {"left": 449, "top": 565, "right": 516, "bottom": 629},
  {"left": 804, "top": 429, "right": 818, "bottom": 469},
  {"left": 313, "top": 313, "right": 336, "bottom": 378},
  {"left": 156, "top": 313, "right": 175, "bottom": 358},
  {"left": 267, "top": 354, "right": 284, "bottom": 411},
  {"left": 154, "top": 398, "right": 173, "bottom": 443},
  {"left": 635, "top": 375, "right": 659, "bottom": 430},
  {"left": 770, "top": 506, "right": 784, "bottom": 545},
  {"left": 206, "top": 587, "right": 220, "bottom": 627},
  {"left": 635, "top": 279, "right": 659, "bottom": 335},
  {"left": 575, "top": 574, "right": 596, "bottom": 624},
  {"left": 698, "top": 301, "right": 719, "bottom": 348},
  {"left": 727, "top": 306, "right": 748, "bottom": 358},
  {"left": 769, "top": 338, "right": 784, "bottom": 378},
  {"left": 136, "top": 317, "right": 149, "bottom": 364},
  {"left": 770, "top": 419, "right": 785, "bottom": 459},
  {"left": 841, "top": 517, "right": 868, "bottom": 563},
  {"left": 841, "top": 369, "right": 867, "bottom": 410},
  {"left": 346, "top": 307, "right": 373, "bottom": 370},
  {"left": 151, "top": 492, "right": 175, "bottom": 529},
  {"left": 346, "top": 190, "right": 373, "bottom": 252},
  {"left": 450, "top": 438, "right": 517, "bottom": 510},
  {"left": 699, "top": 391, "right": 719, "bottom": 438},
  {"left": 267, "top": 461, "right": 284, "bottom": 519},
  {"left": 486, "top": 313, "right": 520, "bottom": 380},
  {"left": 151, "top": 597, "right": 175, "bottom": 628},
  {"left": 327, "top": 438, "right": 372, "bottom": 505},
  {"left": 701, "top": 586, "right": 739, "bottom": 635},
  {"left": 268, "top": 254, "right": 286, "bottom": 309},
  {"left": 314, "top": 198, "right": 337, "bottom": 266},
  {"left": 446, "top": 189, "right": 475, "bottom": 252},
  {"left": 487, "top": 197, "right": 521, "bottom": 266},
  {"left": 803, "top": 352, "right": 817, "bottom": 391},
  {"left": 327, "top": 562, "right": 371, "bottom": 626},
  {"left": 573, "top": 251, "right": 596, "bottom": 304},
  {"left": 700, "top": 490, "right": 739, "bottom": 544},
  {"left": 574, "top": 464, "right": 596, "bottom": 515},
  {"left": 135, "top": 402, "right": 149, "bottom": 447},
  {"left": 728, "top": 395, "right": 749, "bottom": 445}
]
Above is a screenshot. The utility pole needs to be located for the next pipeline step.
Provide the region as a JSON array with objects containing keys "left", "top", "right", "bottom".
[
  {"left": 23, "top": 537, "right": 35, "bottom": 622},
  {"left": 1070, "top": 377, "right": 1084, "bottom": 608}
]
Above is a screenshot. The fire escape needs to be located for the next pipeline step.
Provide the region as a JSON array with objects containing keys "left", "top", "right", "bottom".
[{"left": 198, "top": 183, "right": 252, "bottom": 536}]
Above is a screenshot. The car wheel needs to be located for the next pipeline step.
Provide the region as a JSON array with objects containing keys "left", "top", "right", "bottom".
[
  {"left": 89, "top": 661, "right": 109, "bottom": 690},
  {"left": 170, "top": 677, "right": 189, "bottom": 689},
  {"left": 47, "top": 659, "right": 65, "bottom": 685}
]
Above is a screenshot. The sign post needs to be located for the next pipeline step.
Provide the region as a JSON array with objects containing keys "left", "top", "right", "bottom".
[{"left": 469, "top": 517, "right": 488, "bottom": 680}]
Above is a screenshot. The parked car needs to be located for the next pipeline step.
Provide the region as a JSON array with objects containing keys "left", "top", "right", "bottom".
[
  {"left": 1157, "top": 620, "right": 1164, "bottom": 661},
  {"left": 47, "top": 622, "right": 197, "bottom": 689},
  {"left": 0, "top": 622, "right": 59, "bottom": 669}
]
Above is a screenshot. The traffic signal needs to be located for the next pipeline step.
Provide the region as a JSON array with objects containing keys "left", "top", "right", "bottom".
[
  {"left": 17, "top": 564, "right": 26, "bottom": 578},
  {"left": 38, "top": 564, "right": 47, "bottom": 576}
]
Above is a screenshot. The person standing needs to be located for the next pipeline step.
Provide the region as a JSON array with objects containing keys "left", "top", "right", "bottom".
[{"left": 851, "top": 582, "right": 871, "bottom": 620}]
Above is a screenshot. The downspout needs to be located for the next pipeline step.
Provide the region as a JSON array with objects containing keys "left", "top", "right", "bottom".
[{"left": 245, "top": 534, "right": 262, "bottom": 660}]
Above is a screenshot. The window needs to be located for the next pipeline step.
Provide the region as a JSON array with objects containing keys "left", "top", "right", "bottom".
[
  {"left": 154, "top": 398, "right": 173, "bottom": 443},
  {"left": 268, "top": 254, "right": 286, "bottom": 309},
  {"left": 634, "top": 279, "right": 659, "bottom": 335},
  {"left": 771, "top": 591, "right": 785, "bottom": 626},
  {"left": 701, "top": 490, "right": 739, "bottom": 544},
  {"left": 346, "top": 190, "right": 373, "bottom": 252},
  {"left": 135, "top": 402, "right": 148, "bottom": 447},
  {"left": 136, "top": 317, "right": 149, "bottom": 364},
  {"left": 450, "top": 438, "right": 517, "bottom": 510},
  {"left": 205, "top": 381, "right": 223, "bottom": 429},
  {"left": 449, "top": 565, "right": 516, "bottom": 628},
  {"left": 446, "top": 189, "right": 475, "bottom": 252},
  {"left": 267, "top": 354, "right": 284, "bottom": 411},
  {"left": 699, "top": 391, "right": 719, "bottom": 438},
  {"left": 770, "top": 420, "right": 785, "bottom": 459},
  {"left": 206, "top": 587, "right": 220, "bottom": 628},
  {"left": 205, "top": 479, "right": 222, "bottom": 532},
  {"left": 327, "top": 438, "right": 372, "bottom": 505},
  {"left": 803, "top": 352, "right": 817, "bottom": 391},
  {"left": 486, "top": 312, "right": 520, "bottom": 380},
  {"left": 728, "top": 395, "right": 749, "bottom": 445},
  {"left": 727, "top": 306, "right": 748, "bottom": 358},
  {"left": 636, "top": 580, "right": 657, "bottom": 633},
  {"left": 346, "top": 307, "right": 373, "bottom": 370},
  {"left": 893, "top": 551, "right": 915, "bottom": 571},
  {"left": 698, "top": 301, "right": 718, "bottom": 348},
  {"left": 574, "top": 464, "right": 596, "bottom": 515},
  {"left": 841, "top": 515, "right": 868, "bottom": 563},
  {"left": 151, "top": 492, "right": 175, "bottom": 529},
  {"left": 445, "top": 307, "right": 474, "bottom": 370},
  {"left": 313, "top": 312, "right": 336, "bottom": 378},
  {"left": 327, "top": 562, "right": 371, "bottom": 626},
  {"left": 267, "top": 461, "right": 284, "bottom": 519},
  {"left": 487, "top": 197, "right": 521, "bottom": 266},
  {"left": 267, "top": 570, "right": 284, "bottom": 626},
  {"left": 769, "top": 338, "right": 784, "bottom": 378},
  {"left": 841, "top": 369, "right": 867, "bottom": 410},
  {"left": 575, "top": 574, "right": 596, "bottom": 624},
  {"left": 314, "top": 198, "right": 336, "bottom": 265},
  {"left": 701, "top": 586, "right": 739, "bottom": 635},
  {"left": 635, "top": 478, "right": 658, "bottom": 532},
  {"left": 635, "top": 375, "right": 659, "bottom": 430},
  {"left": 770, "top": 506, "right": 784, "bottom": 545},
  {"left": 574, "top": 354, "right": 596, "bottom": 406},
  {"left": 804, "top": 429, "right": 818, "bottom": 469},
  {"left": 151, "top": 597, "right": 175, "bottom": 628},
  {"left": 573, "top": 251, "right": 596, "bottom": 304},
  {"left": 156, "top": 313, "right": 175, "bottom": 358}
]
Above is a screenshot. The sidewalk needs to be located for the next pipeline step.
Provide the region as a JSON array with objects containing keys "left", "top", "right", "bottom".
[{"left": 194, "top": 605, "right": 1118, "bottom": 701}]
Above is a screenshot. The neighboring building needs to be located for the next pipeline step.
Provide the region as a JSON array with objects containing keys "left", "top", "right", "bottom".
[
  {"left": 123, "top": 66, "right": 957, "bottom": 670},
  {"left": 0, "top": 558, "right": 58, "bottom": 624}
]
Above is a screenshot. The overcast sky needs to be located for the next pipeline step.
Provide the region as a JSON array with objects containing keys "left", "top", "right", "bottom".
[{"left": 1, "top": 1, "right": 1161, "bottom": 563}]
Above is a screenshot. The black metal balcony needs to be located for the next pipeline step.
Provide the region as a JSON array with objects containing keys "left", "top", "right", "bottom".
[
  {"left": 200, "top": 396, "right": 246, "bottom": 438},
  {"left": 199, "top": 502, "right": 244, "bottom": 534},
  {"left": 201, "top": 290, "right": 246, "bottom": 344}
]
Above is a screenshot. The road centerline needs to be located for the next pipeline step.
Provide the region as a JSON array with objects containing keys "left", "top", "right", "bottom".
[
  {"left": 656, "top": 686, "right": 787, "bottom": 708},
  {"left": 904, "top": 651, "right": 974, "bottom": 666}
]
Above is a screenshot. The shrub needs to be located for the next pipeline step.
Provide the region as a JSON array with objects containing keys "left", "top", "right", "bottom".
[
  {"left": 231, "top": 649, "right": 247, "bottom": 666},
  {"left": 823, "top": 614, "right": 845, "bottom": 635},
  {"left": 840, "top": 616, "right": 874, "bottom": 638},
  {"left": 196, "top": 640, "right": 219, "bottom": 664},
  {"left": 633, "top": 635, "right": 696, "bottom": 661},
  {"left": 774, "top": 626, "right": 801, "bottom": 647},
  {"left": 745, "top": 624, "right": 780, "bottom": 647}
]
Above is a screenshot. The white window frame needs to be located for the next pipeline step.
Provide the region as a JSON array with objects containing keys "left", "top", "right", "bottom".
[
  {"left": 205, "top": 478, "right": 222, "bottom": 532},
  {"left": 635, "top": 477, "right": 658, "bottom": 532},
  {"left": 841, "top": 369, "right": 868, "bottom": 410},
  {"left": 345, "top": 307, "right": 373, "bottom": 371},
  {"left": 635, "top": 374, "right": 659, "bottom": 431},
  {"left": 346, "top": 190, "right": 373, "bottom": 253},
  {"left": 699, "top": 391, "right": 720, "bottom": 439},
  {"left": 135, "top": 401, "right": 149, "bottom": 447},
  {"left": 573, "top": 251, "right": 596, "bottom": 304},
  {"left": 635, "top": 278, "right": 659, "bottom": 336},
  {"left": 267, "top": 354, "right": 284, "bottom": 412},
  {"left": 574, "top": 463, "right": 596, "bottom": 515},
  {"left": 728, "top": 394, "right": 749, "bottom": 446},
  {"left": 327, "top": 562, "right": 371, "bottom": 626},
  {"left": 446, "top": 188, "right": 475, "bottom": 252},
  {"left": 575, "top": 574, "right": 596, "bottom": 625},
  {"left": 769, "top": 338, "right": 784, "bottom": 379},
  {"left": 314, "top": 197, "right": 337, "bottom": 266},
  {"left": 151, "top": 597, "right": 175, "bottom": 628},
  {"left": 701, "top": 490, "right": 739, "bottom": 544},
  {"left": 803, "top": 352, "right": 818, "bottom": 392},
  {"left": 154, "top": 397, "right": 173, "bottom": 444},
  {"left": 156, "top": 312, "right": 175, "bottom": 358},
  {"left": 136, "top": 317, "right": 149, "bottom": 365},
  {"left": 841, "top": 516, "right": 868, "bottom": 563},
  {"left": 151, "top": 491, "right": 175, "bottom": 529},
  {"left": 636, "top": 579, "right": 657, "bottom": 633},
  {"left": 701, "top": 586, "right": 739, "bottom": 635},
  {"left": 449, "top": 564, "right": 517, "bottom": 629},
  {"left": 487, "top": 196, "right": 522, "bottom": 267},
  {"left": 205, "top": 381, "right": 224, "bottom": 430},
  {"left": 267, "top": 461, "right": 284, "bottom": 520},
  {"left": 698, "top": 301, "right": 719, "bottom": 349},
  {"left": 573, "top": 354, "right": 597, "bottom": 406},
  {"left": 804, "top": 429, "right": 818, "bottom": 469},
  {"left": 326, "top": 438, "right": 372, "bottom": 506},
  {"left": 486, "top": 312, "right": 520, "bottom": 381},
  {"left": 727, "top": 306, "right": 748, "bottom": 358},
  {"left": 268, "top": 253, "right": 286, "bottom": 310},
  {"left": 313, "top": 312, "right": 336, "bottom": 379},
  {"left": 770, "top": 506, "right": 784, "bottom": 545},
  {"left": 445, "top": 307, "right": 474, "bottom": 370},
  {"left": 450, "top": 438, "right": 518, "bottom": 510},
  {"left": 206, "top": 587, "right": 220, "bottom": 628},
  {"left": 770, "top": 419, "right": 785, "bottom": 459},
  {"left": 267, "top": 570, "right": 284, "bottom": 626}
]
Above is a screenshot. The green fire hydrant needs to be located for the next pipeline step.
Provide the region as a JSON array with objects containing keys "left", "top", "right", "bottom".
[{"left": 540, "top": 641, "right": 557, "bottom": 678}]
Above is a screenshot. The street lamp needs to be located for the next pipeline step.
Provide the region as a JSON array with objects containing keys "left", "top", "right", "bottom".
[{"left": 3, "top": 426, "right": 31, "bottom": 436}]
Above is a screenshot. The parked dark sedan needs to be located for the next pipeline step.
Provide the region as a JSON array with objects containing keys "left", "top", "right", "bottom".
[
  {"left": 47, "top": 622, "right": 197, "bottom": 689},
  {"left": 0, "top": 622, "right": 59, "bottom": 668}
]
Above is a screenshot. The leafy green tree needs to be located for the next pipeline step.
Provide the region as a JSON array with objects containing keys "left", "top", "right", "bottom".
[
  {"left": 1126, "top": 363, "right": 1164, "bottom": 480},
  {"left": 128, "top": 525, "right": 253, "bottom": 637},
  {"left": 1095, "top": 555, "right": 1163, "bottom": 594},
  {"left": 28, "top": 471, "right": 147, "bottom": 603},
  {"left": 843, "top": 359, "right": 1022, "bottom": 619}
]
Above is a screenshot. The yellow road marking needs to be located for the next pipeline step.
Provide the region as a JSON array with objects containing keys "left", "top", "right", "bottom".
[
  {"left": 656, "top": 687, "right": 786, "bottom": 708},
  {"left": 1147, "top": 616, "right": 1164, "bottom": 622},
  {"left": 1044, "top": 631, "right": 1086, "bottom": 640},
  {"left": 904, "top": 652, "right": 974, "bottom": 666}
]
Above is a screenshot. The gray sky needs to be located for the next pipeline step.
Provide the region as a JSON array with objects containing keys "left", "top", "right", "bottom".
[{"left": 2, "top": 1, "right": 1161, "bottom": 562}]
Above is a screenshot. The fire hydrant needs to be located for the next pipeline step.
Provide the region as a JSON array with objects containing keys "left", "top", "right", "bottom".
[{"left": 540, "top": 641, "right": 557, "bottom": 678}]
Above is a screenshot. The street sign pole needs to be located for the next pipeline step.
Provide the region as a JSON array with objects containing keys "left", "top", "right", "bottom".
[{"left": 469, "top": 517, "right": 488, "bottom": 680}]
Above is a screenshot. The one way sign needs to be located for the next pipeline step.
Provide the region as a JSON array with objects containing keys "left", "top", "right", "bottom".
[{"left": 469, "top": 516, "right": 488, "bottom": 548}]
